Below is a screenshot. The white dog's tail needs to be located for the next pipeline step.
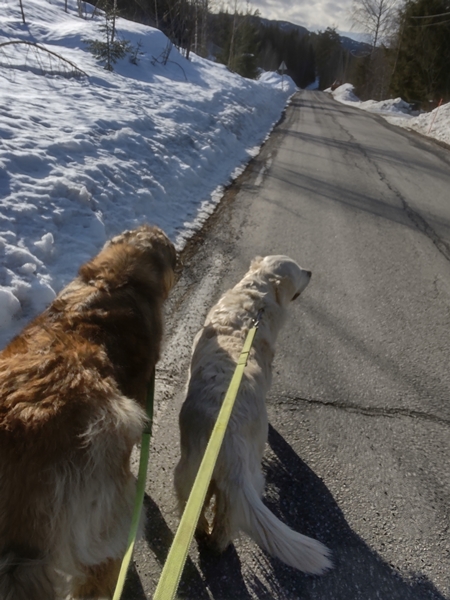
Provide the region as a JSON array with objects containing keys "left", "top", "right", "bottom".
[
  {"left": 237, "top": 480, "right": 332, "bottom": 574},
  {"left": 0, "top": 551, "right": 56, "bottom": 600}
]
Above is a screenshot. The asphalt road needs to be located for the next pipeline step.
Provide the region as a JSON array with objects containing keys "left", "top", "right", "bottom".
[{"left": 125, "top": 90, "right": 450, "bottom": 600}]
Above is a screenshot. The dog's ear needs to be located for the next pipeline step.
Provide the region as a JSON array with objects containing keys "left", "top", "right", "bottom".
[
  {"left": 274, "top": 279, "right": 282, "bottom": 305},
  {"left": 249, "top": 256, "right": 264, "bottom": 272},
  {"left": 273, "top": 277, "right": 291, "bottom": 306},
  {"left": 273, "top": 277, "right": 303, "bottom": 306}
]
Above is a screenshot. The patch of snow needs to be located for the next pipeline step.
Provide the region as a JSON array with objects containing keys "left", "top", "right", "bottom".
[
  {"left": 0, "top": 0, "right": 296, "bottom": 347},
  {"left": 329, "top": 83, "right": 450, "bottom": 146}
]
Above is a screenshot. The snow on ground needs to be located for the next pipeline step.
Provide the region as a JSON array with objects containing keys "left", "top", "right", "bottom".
[
  {"left": 330, "top": 83, "right": 413, "bottom": 116},
  {"left": 387, "top": 101, "right": 450, "bottom": 147},
  {"left": 329, "top": 83, "right": 450, "bottom": 147},
  {"left": 0, "top": 0, "right": 296, "bottom": 348}
]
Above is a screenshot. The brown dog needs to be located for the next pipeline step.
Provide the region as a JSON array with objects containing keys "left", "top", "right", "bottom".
[{"left": 0, "top": 225, "right": 176, "bottom": 600}]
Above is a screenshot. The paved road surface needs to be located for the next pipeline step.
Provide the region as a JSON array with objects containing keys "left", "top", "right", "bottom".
[{"left": 125, "top": 90, "right": 450, "bottom": 600}]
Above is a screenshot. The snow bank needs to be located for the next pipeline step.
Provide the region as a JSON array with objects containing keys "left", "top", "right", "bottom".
[
  {"left": 0, "top": 0, "right": 295, "bottom": 347},
  {"left": 386, "top": 102, "right": 450, "bottom": 147},
  {"left": 329, "top": 83, "right": 450, "bottom": 147},
  {"left": 330, "top": 83, "right": 412, "bottom": 115}
]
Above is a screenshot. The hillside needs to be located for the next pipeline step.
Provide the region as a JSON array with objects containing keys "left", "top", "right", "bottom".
[{"left": 0, "top": 0, "right": 295, "bottom": 347}]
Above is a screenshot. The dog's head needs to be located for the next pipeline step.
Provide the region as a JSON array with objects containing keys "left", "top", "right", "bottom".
[
  {"left": 250, "top": 255, "right": 311, "bottom": 307},
  {"left": 79, "top": 224, "right": 177, "bottom": 298}
]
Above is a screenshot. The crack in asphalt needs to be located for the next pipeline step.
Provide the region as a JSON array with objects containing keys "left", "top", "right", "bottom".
[
  {"left": 368, "top": 149, "right": 450, "bottom": 263},
  {"left": 277, "top": 395, "right": 450, "bottom": 427},
  {"left": 335, "top": 117, "right": 450, "bottom": 264},
  {"left": 398, "top": 196, "right": 450, "bottom": 263}
]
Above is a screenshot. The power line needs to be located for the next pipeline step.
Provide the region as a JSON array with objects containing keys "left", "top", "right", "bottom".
[
  {"left": 410, "top": 11, "right": 450, "bottom": 18},
  {"left": 408, "top": 17, "right": 450, "bottom": 27}
]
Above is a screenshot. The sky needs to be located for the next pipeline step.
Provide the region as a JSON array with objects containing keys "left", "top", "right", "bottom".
[
  {"left": 0, "top": 0, "right": 447, "bottom": 349},
  {"left": 243, "top": 0, "right": 356, "bottom": 35}
]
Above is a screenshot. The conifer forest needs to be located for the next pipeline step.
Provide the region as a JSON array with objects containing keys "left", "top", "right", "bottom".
[{"left": 96, "top": 0, "right": 450, "bottom": 108}]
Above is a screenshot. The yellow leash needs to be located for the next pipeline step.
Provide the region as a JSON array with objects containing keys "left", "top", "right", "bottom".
[
  {"left": 153, "top": 313, "right": 261, "bottom": 600},
  {"left": 112, "top": 372, "right": 155, "bottom": 600}
]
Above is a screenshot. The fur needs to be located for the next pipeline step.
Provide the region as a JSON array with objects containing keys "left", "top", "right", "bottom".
[
  {"left": 0, "top": 224, "right": 176, "bottom": 599},
  {"left": 174, "top": 255, "right": 332, "bottom": 574}
]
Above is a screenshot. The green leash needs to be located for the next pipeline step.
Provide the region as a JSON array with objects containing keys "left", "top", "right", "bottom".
[
  {"left": 112, "top": 371, "right": 155, "bottom": 600},
  {"left": 154, "top": 314, "right": 261, "bottom": 600}
]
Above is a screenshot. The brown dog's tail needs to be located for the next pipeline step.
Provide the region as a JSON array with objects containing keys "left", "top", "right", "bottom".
[
  {"left": 0, "top": 550, "right": 56, "bottom": 600},
  {"left": 237, "top": 479, "right": 333, "bottom": 574}
]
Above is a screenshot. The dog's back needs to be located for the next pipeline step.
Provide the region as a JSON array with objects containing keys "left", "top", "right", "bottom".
[
  {"left": 175, "top": 256, "right": 332, "bottom": 575},
  {"left": 0, "top": 225, "right": 176, "bottom": 598},
  {"left": 0, "top": 328, "right": 146, "bottom": 598}
]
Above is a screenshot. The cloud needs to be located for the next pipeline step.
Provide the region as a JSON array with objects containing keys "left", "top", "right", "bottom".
[{"left": 249, "top": 0, "right": 354, "bottom": 31}]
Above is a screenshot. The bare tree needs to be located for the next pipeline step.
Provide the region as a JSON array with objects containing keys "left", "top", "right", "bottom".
[
  {"left": 18, "top": 0, "right": 26, "bottom": 24},
  {"left": 349, "top": 0, "right": 400, "bottom": 99},
  {"left": 226, "top": 0, "right": 257, "bottom": 70},
  {"left": 153, "top": 0, "right": 158, "bottom": 28},
  {"left": 111, "top": 0, "right": 117, "bottom": 43},
  {"left": 351, "top": 0, "right": 398, "bottom": 53},
  {"left": 193, "top": 0, "right": 209, "bottom": 56},
  {"left": 228, "top": 0, "right": 238, "bottom": 67},
  {"left": 0, "top": 41, "right": 88, "bottom": 77}
]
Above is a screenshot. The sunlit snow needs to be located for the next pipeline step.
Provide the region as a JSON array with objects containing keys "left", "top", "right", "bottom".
[
  {"left": 0, "top": 0, "right": 296, "bottom": 347},
  {"left": 330, "top": 83, "right": 450, "bottom": 147}
]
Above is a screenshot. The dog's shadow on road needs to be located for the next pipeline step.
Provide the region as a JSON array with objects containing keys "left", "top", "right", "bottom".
[
  {"left": 139, "top": 493, "right": 252, "bottom": 600},
  {"left": 195, "top": 425, "right": 447, "bottom": 599},
  {"left": 126, "top": 428, "right": 447, "bottom": 600},
  {"left": 248, "top": 425, "right": 447, "bottom": 600}
]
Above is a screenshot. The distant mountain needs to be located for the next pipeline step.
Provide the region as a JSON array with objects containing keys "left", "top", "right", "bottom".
[
  {"left": 255, "top": 17, "right": 309, "bottom": 38},
  {"left": 254, "top": 15, "right": 371, "bottom": 57},
  {"left": 339, "top": 35, "right": 371, "bottom": 56},
  {"left": 208, "top": 11, "right": 372, "bottom": 88}
]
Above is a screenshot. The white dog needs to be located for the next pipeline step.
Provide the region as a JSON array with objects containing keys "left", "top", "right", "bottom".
[{"left": 174, "top": 255, "right": 332, "bottom": 574}]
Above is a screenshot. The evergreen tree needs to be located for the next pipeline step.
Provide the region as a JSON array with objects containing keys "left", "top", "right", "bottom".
[
  {"left": 255, "top": 24, "right": 316, "bottom": 88},
  {"left": 390, "top": 0, "right": 450, "bottom": 104},
  {"left": 87, "top": 2, "right": 131, "bottom": 71},
  {"left": 233, "top": 19, "right": 259, "bottom": 79},
  {"left": 215, "top": 10, "right": 260, "bottom": 79},
  {"left": 314, "top": 28, "right": 344, "bottom": 90}
]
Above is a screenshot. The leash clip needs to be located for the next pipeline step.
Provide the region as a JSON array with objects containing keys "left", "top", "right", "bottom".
[{"left": 252, "top": 308, "right": 264, "bottom": 328}]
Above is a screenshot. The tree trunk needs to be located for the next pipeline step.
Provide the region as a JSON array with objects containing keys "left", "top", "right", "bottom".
[{"left": 18, "top": 0, "right": 26, "bottom": 24}]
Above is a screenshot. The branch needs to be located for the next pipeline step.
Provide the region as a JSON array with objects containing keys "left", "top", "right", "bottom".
[{"left": 0, "top": 41, "right": 88, "bottom": 77}]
